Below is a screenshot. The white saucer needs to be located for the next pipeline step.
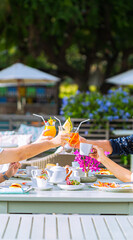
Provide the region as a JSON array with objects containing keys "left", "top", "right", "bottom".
[
  {"left": 33, "top": 185, "right": 53, "bottom": 191},
  {"left": 49, "top": 180, "right": 66, "bottom": 185}
]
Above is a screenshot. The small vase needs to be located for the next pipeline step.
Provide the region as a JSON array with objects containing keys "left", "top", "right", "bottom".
[{"left": 80, "top": 172, "right": 97, "bottom": 183}]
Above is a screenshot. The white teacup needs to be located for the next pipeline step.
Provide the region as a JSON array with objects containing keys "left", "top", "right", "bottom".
[
  {"left": 26, "top": 166, "right": 38, "bottom": 177},
  {"left": 36, "top": 175, "right": 49, "bottom": 188},
  {"left": 80, "top": 143, "right": 92, "bottom": 156},
  {"left": 31, "top": 169, "right": 44, "bottom": 178}
]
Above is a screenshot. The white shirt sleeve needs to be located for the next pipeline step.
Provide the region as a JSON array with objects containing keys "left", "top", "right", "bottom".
[{"left": 131, "top": 172, "right": 133, "bottom": 182}]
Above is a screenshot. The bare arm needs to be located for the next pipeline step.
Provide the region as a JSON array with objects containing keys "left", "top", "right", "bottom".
[
  {"left": 91, "top": 146, "right": 131, "bottom": 182},
  {"left": 79, "top": 137, "right": 113, "bottom": 154},
  {"left": 0, "top": 133, "right": 68, "bottom": 165}
]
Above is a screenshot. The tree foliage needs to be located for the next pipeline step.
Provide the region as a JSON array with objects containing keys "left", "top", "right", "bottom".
[{"left": 0, "top": 0, "right": 133, "bottom": 92}]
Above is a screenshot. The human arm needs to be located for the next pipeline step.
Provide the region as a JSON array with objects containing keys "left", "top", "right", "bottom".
[
  {"left": 90, "top": 145, "right": 132, "bottom": 182},
  {"left": 0, "top": 132, "right": 69, "bottom": 165},
  {"left": 78, "top": 134, "right": 133, "bottom": 156},
  {"left": 0, "top": 162, "right": 21, "bottom": 183},
  {"left": 77, "top": 136, "right": 113, "bottom": 153}
]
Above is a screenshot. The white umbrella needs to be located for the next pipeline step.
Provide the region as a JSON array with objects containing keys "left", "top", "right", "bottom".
[
  {"left": 0, "top": 63, "right": 60, "bottom": 112},
  {"left": 106, "top": 70, "right": 133, "bottom": 85},
  {"left": 0, "top": 63, "right": 60, "bottom": 83}
]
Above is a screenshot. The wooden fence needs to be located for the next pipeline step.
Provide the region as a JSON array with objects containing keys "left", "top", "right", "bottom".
[{"left": 0, "top": 114, "right": 132, "bottom": 140}]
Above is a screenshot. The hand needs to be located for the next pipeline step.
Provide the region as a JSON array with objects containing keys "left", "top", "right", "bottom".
[
  {"left": 89, "top": 145, "right": 106, "bottom": 162},
  {"left": 74, "top": 135, "right": 87, "bottom": 149},
  {"left": 35, "top": 129, "right": 52, "bottom": 143},
  {"left": 51, "top": 132, "right": 69, "bottom": 147},
  {"left": 6, "top": 162, "right": 21, "bottom": 178}
]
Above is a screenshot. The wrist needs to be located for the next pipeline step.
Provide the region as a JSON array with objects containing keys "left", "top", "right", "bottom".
[
  {"left": 5, "top": 170, "right": 12, "bottom": 178},
  {"left": 100, "top": 155, "right": 109, "bottom": 164},
  {"left": 48, "top": 139, "right": 57, "bottom": 148},
  {"left": 2, "top": 171, "right": 10, "bottom": 180}
]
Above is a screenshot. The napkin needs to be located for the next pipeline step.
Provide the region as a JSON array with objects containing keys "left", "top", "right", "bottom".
[{"left": 0, "top": 187, "right": 31, "bottom": 194}]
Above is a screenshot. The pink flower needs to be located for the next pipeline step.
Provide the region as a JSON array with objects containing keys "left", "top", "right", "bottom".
[{"left": 74, "top": 151, "right": 101, "bottom": 173}]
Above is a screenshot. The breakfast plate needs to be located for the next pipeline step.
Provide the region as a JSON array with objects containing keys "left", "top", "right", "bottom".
[
  {"left": 57, "top": 183, "right": 85, "bottom": 191},
  {"left": 94, "top": 169, "right": 115, "bottom": 178},
  {"left": 91, "top": 182, "right": 133, "bottom": 192}
]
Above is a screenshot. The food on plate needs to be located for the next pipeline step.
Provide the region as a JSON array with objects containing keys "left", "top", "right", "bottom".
[
  {"left": 17, "top": 170, "right": 26, "bottom": 175},
  {"left": 63, "top": 117, "right": 73, "bottom": 133},
  {"left": 36, "top": 173, "right": 48, "bottom": 180},
  {"left": 95, "top": 168, "right": 113, "bottom": 175},
  {"left": 93, "top": 181, "right": 120, "bottom": 188},
  {"left": 9, "top": 183, "right": 22, "bottom": 188},
  {"left": 66, "top": 178, "right": 80, "bottom": 185},
  {"left": 22, "top": 182, "right": 27, "bottom": 185}
]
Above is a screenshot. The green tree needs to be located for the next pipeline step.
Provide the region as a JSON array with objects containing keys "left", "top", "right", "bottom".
[{"left": 0, "top": 0, "right": 133, "bottom": 92}]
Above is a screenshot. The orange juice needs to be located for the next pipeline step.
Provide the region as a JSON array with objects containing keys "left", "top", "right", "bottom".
[
  {"left": 68, "top": 132, "right": 79, "bottom": 147},
  {"left": 44, "top": 123, "right": 56, "bottom": 137}
]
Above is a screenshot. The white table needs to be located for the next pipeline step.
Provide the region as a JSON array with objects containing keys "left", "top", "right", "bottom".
[
  {"left": 113, "top": 130, "right": 133, "bottom": 171},
  {"left": 0, "top": 214, "right": 133, "bottom": 240},
  {"left": 0, "top": 179, "right": 133, "bottom": 215}
]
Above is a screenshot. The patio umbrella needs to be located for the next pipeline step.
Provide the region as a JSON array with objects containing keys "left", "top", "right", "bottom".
[
  {"left": 106, "top": 69, "right": 133, "bottom": 85},
  {"left": 0, "top": 63, "right": 60, "bottom": 111}
]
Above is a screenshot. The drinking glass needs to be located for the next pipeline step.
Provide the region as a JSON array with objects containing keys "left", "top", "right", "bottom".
[
  {"left": 44, "top": 122, "right": 56, "bottom": 137},
  {"left": 58, "top": 126, "right": 73, "bottom": 153},
  {"left": 68, "top": 129, "right": 79, "bottom": 148}
]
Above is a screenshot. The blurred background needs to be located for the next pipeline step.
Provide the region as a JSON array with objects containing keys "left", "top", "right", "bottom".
[
  {"left": 0, "top": 0, "right": 133, "bottom": 116},
  {"left": 1, "top": 0, "right": 133, "bottom": 167}
]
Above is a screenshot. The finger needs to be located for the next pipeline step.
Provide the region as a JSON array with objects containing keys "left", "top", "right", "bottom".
[{"left": 42, "top": 129, "right": 50, "bottom": 134}]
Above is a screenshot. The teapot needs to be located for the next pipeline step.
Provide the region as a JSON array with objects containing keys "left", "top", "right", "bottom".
[{"left": 46, "top": 163, "right": 71, "bottom": 184}]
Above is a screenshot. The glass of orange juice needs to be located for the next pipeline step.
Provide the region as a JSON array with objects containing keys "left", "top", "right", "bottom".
[
  {"left": 44, "top": 118, "right": 56, "bottom": 137},
  {"left": 68, "top": 129, "right": 79, "bottom": 148}
]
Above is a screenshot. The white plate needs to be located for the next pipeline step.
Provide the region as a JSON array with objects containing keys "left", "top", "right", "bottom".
[
  {"left": 91, "top": 183, "right": 133, "bottom": 192},
  {"left": 33, "top": 185, "right": 53, "bottom": 191},
  {"left": 49, "top": 180, "right": 66, "bottom": 185},
  {"left": 57, "top": 183, "right": 85, "bottom": 191}
]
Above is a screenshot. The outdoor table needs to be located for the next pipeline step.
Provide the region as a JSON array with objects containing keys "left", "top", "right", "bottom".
[
  {"left": 0, "top": 214, "right": 133, "bottom": 240},
  {"left": 0, "top": 178, "right": 133, "bottom": 215}
]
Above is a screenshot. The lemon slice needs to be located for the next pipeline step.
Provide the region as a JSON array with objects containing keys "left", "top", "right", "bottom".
[
  {"left": 63, "top": 117, "right": 73, "bottom": 133},
  {"left": 48, "top": 117, "right": 55, "bottom": 125}
]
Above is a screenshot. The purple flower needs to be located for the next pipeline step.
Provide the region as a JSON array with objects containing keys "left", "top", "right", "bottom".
[{"left": 74, "top": 151, "right": 100, "bottom": 173}]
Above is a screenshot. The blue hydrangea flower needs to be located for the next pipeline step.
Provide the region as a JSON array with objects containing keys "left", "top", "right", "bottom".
[
  {"left": 89, "top": 113, "right": 93, "bottom": 119},
  {"left": 76, "top": 90, "right": 80, "bottom": 94},
  {"left": 105, "top": 101, "right": 112, "bottom": 107},
  {"left": 122, "top": 98, "right": 129, "bottom": 104},
  {"left": 62, "top": 97, "right": 68, "bottom": 107},
  {"left": 70, "top": 99, "right": 75, "bottom": 104},
  {"left": 125, "top": 112, "right": 130, "bottom": 117},
  {"left": 107, "top": 89, "right": 113, "bottom": 94},
  {"left": 60, "top": 109, "right": 64, "bottom": 115},
  {"left": 112, "top": 107, "right": 118, "bottom": 113},
  {"left": 113, "top": 116, "right": 119, "bottom": 120},
  {"left": 107, "top": 116, "right": 113, "bottom": 121}
]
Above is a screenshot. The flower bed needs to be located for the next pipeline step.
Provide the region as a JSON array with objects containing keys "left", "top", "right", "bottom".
[{"left": 60, "top": 88, "right": 133, "bottom": 123}]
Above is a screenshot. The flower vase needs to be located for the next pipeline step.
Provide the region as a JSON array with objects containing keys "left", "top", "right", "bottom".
[{"left": 80, "top": 171, "right": 97, "bottom": 183}]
